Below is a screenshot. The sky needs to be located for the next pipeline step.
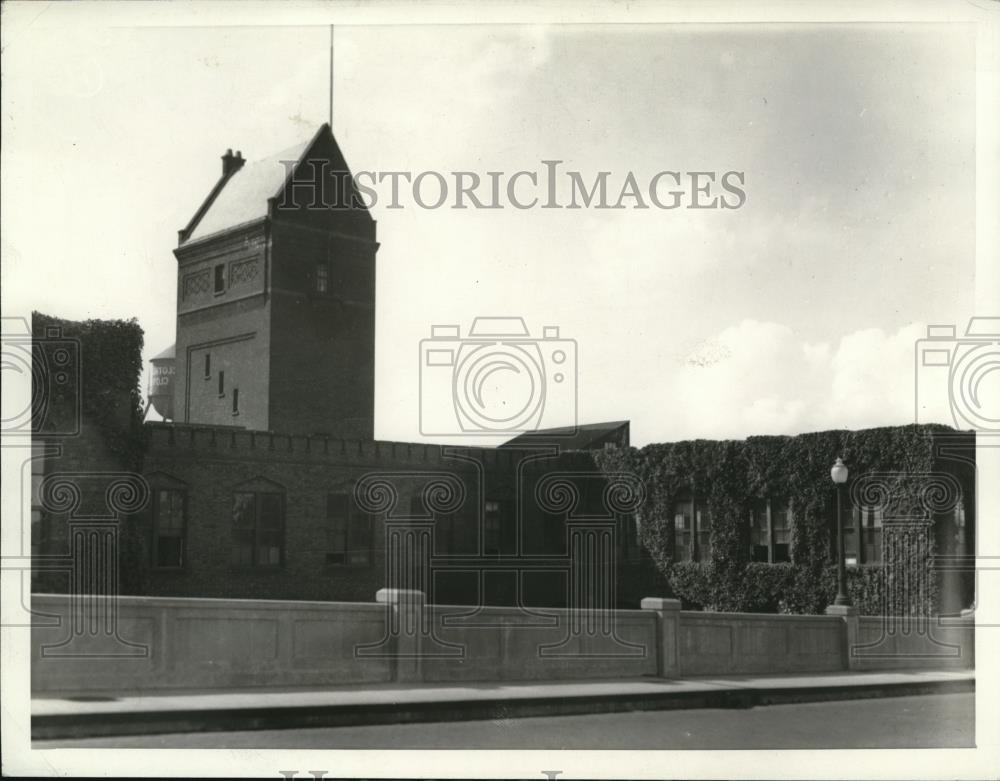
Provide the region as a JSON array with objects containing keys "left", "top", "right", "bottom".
[{"left": 1, "top": 11, "right": 981, "bottom": 446}]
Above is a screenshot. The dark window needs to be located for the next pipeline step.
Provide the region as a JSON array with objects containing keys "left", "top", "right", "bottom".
[
  {"left": 153, "top": 489, "right": 185, "bottom": 568},
  {"left": 30, "top": 441, "right": 47, "bottom": 557},
  {"left": 697, "top": 505, "right": 712, "bottom": 560},
  {"left": 411, "top": 493, "right": 456, "bottom": 556},
  {"left": 218, "top": 370, "right": 225, "bottom": 397},
  {"left": 316, "top": 263, "right": 330, "bottom": 294},
  {"left": 436, "top": 511, "right": 456, "bottom": 556},
  {"left": 863, "top": 506, "right": 883, "bottom": 564},
  {"left": 843, "top": 506, "right": 860, "bottom": 566},
  {"left": 673, "top": 497, "right": 693, "bottom": 562},
  {"left": 672, "top": 495, "right": 712, "bottom": 562},
  {"left": 327, "top": 493, "right": 349, "bottom": 564},
  {"left": 214, "top": 264, "right": 225, "bottom": 294},
  {"left": 750, "top": 502, "right": 769, "bottom": 562},
  {"left": 749, "top": 499, "right": 792, "bottom": 563},
  {"left": 842, "top": 504, "right": 885, "bottom": 566},
  {"left": 232, "top": 491, "right": 284, "bottom": 568},
  {"left": 326, "top": 492, "right": 372, "bottom": 566},
  {"left": 484, "top": 500, "right": 502, "bottom": 556},
  {"left": 232, "top": 388, "right": 239, "bottom": 415},
  {"left": 771, "top": 501, "right": 791, "bottom": 562},
  {"left": 204, "top": 353, "right": 211, "bottom": 379},
  {"left": 620, "top": 514, "right": 635, "bottom": 560}
]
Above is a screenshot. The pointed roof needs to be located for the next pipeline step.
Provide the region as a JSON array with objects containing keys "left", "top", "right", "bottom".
[
  {"left": 181, "top": 124, "right": 365, "bottom": 246},
  {"left": 186, "top": 138, "right": 312, "bottom": 243}
]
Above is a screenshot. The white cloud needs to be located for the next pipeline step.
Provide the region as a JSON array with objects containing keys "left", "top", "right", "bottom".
[
  {"left": 829, "top": 323, "right": 925, "bottom": 430},
  {"left": 629, "top": 319, "right": 925, "bottom": 443}
]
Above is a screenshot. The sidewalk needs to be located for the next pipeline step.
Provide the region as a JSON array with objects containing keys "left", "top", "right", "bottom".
[{"left": 31, "top": 669, "right": 974, "bottom": 740}]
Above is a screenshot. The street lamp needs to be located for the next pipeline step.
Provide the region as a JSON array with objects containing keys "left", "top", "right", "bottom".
[{"left": 830, "top": 457, "right": 852, "bottom": 607}]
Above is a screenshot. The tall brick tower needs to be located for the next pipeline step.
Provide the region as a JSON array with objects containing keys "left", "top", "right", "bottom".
[{"left": 172, "top": 124, "right": 377, "bottom": 438}]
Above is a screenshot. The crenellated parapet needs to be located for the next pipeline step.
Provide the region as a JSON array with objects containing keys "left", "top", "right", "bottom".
[{"left": 143, "top": 421, "right": 557, "bottom": 471}]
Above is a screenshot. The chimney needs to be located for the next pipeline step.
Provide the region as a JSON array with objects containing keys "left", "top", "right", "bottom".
[{"left": 221, "top": 148, "right": 245, "bottom": 177}]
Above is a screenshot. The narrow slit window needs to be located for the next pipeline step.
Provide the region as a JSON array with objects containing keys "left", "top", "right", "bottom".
[
  {"left": 204, "top": 353, "right": 211, "bottom": 379},
  {"left": 484, "top": 500, "right": 502, "bottom": 556},
  {"left": 316, "top": 263, "right": 330, "bottom": 294},
  {"left": 218, "top": 370, "right": 225, "bottom": 397},
  {"left": 214, "top": 264, "right": 225, "bottom": 294},
  {"left": 232, "top": 388, "right": 239, "bottom": 415}
]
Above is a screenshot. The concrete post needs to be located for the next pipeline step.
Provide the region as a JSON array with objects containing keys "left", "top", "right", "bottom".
[
  {"left": 825, "top": 603, "right": 860, "bottom": 671},
  {"left": 640, "top": 597, "right": 682, "bottom": 678},
  {"left": 375, "top": 588, "right": 426, "bottom": 682}
]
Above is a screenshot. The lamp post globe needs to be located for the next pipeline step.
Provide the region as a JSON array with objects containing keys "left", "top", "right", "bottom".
[
  {"left": 831, "top": 457, "right": 849, "bottom": 485},
  {"left": 831, "top": 457, "right": 852, "bottom": 607}
]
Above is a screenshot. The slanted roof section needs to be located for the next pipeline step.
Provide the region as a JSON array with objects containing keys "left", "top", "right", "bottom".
[
  {"left": 180, "top": 123, "right": 372, "bottom": 247},
  {"left": 151, "top": 343, "right": 175, "bottom": 362},
  {"left": 186, "top": 138, "right": 311, "bottom": 243},
  {"left": 501, "top": 420, "right": 631, "bottom": 451}
]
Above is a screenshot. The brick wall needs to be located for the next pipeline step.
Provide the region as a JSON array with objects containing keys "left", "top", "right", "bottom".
[
  {"left": 138, "top": 424, "right": 643, "bottom": 607},
  {"left": 174, "top": 223, "right": 272, "bottom": 430},
  {"left": 31, "top": 421, "right": 144, "bottom": 596},
  {"left": 267, "top": 222, "right": 376, "bottom": 438}
]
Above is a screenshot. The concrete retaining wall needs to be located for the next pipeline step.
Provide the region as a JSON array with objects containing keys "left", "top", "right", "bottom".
[
  {"left": 29, "top": 593, "right": 975, "bottom": 696},
  {"left": 418, "top": 605, "right": 658, "bottom": 682},
  {"left": 30, "top": 594, "right": 393, "bottom": 695},
  {"left": 851, "top": 615, "right": 975, "bottom": 671},
  {"left": 678, "top": 611, "right": 845, "bottom": 676}
]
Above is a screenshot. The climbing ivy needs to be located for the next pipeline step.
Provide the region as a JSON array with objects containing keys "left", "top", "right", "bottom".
[
  {"left": 593, "top": 424, "right": 970, "bottom": 615},
  {"left": 32, "top": 312, "right": 146, "bottom": 469},
  {"left": 31, "top": 313, "right": 148, "bottom": 595}
]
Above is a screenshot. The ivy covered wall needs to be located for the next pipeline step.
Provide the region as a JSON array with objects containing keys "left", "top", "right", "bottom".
[
  {"left": 32, "top": 312, "right": 148, "bottom": 594},
  {"left": 32, "top": 312, "right": 146, "bottom": 469},
  {"left": 593, "top": 424, "right": 975, "bottom": 616}
]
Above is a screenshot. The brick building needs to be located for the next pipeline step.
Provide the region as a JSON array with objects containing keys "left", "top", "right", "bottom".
[
  {"left": 139, "top": 423, "right": 647, "bottom": 607},
  {"left": 134, "top": 124, "right": 651, "bottom": 607},
  {"left": 29, "top": 124, "right": 976, "bottom": 616},
  {"left": 173, "top": 125, "right": 375, "bottom": 438}
]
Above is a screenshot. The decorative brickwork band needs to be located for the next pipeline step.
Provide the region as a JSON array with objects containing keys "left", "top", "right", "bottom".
[
  {"left": 229, "top": 258, "right": 259, "bottom": 286},
  {"left": 182, "top": 270, "right": 210, "bottom": 299}
]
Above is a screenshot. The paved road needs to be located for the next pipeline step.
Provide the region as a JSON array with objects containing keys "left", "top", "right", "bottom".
[{"left": 39, "top": 693, "right": 974, "bottom": 749}]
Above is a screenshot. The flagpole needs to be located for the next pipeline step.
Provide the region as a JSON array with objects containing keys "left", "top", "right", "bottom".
[{"left": 329, "top": 24, "right": 334, "bottom": 127}]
